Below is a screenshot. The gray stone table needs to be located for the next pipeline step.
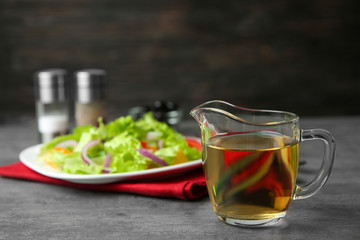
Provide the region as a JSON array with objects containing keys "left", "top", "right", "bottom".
[{"left": 0, "top": 115, "right": 359, "bottom": 239}]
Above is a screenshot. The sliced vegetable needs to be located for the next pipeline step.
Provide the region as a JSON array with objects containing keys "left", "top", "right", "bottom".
[
  {"left": 146, "top": 131, "right": 162, "bottom": 141},
  {"left": 173, "top": 150, "right": 188, "bottom": 165},
  {"left": 50, "top": 147, "right": 71, "bottom": 155},
  {"left": 186, "top": 137, "right": 201, "bottom": 151},
  {"left": 102, "top": 153, "right": 113, "bottom": 173},
  {"left": 140, "top": 141, "right": 158, "bottom": 153},
  {"left": 55, "top": 140, "right": 78, "bottom": 148},
  {"left": 81, "top": 140, "right": 100, "bottom": 166},
  {"left": 136, "top": 148, "right": 168, "bottom": 166},
  {"left": 158, "top": 139, "right": 163, "bottom": 149}
]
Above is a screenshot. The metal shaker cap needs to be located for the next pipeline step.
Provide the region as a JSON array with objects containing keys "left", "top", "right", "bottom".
[
  {"left": 75, "top": 69, "right": 107, "bottom": 103},
  {"left": 34, "top": 69, "right": 68, "bottom": 103}
]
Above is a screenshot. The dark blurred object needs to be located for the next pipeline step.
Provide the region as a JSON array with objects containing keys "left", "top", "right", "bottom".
[
  {"left": 128, "top": 100, "right": 182, "bottom": 127},
  {"left": 1, "top": 1, "right": 359, "bottom": 117}
]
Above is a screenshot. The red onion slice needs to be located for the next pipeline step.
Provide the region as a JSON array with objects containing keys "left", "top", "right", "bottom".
[
  {"left": 55, "top": 140, "right": 78, "bottom": 148},
  {"left": 136, "top": 148, "right": 168, "bottom": 166},
  {"left": 102, "top": 167, "right": 112, "bottom": 174},
  {"left": 82, "top": 140, "right": 113, "bottom": 174},
  {"left": 102, "top": 153, "right": 113, "bottom": 173},
  {"left": 158, "top": 139, "right": 163, "bottom": 149},
  {"left": 81, "top": 140, "right": 100, "bottom": 166}
]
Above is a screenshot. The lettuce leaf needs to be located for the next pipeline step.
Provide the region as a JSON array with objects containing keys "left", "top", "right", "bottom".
[
  {"left": 104, "top": 133, "right": 149, "bottom": 173},
  {"left": 40, "top": 134, "right": 79, "bottom": 153},
  {"left": 105, "top": 116, "right": 136, "bottom": 138},
  {"left": 155, "top": 146, "right": 179, "bottom": 165},
  {"left": 62, "top": 152, "right": 103, "bottom": 174}
]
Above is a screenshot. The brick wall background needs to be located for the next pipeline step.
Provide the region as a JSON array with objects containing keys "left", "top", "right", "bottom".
[{"left": 0, "top": 0, "right": 359, "bottom": 120}]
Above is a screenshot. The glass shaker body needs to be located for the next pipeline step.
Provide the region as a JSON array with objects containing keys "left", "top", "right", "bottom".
[
  {"left": 34, "top": 69, "right": 70, "bottom": 143},
  {"left": 75, "top": 69, "right": 106, "bottom": 126}
]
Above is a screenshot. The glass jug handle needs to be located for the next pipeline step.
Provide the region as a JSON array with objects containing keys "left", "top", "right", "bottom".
[{"left": 293, "top": 129, "right": 336, "bottom": 200}]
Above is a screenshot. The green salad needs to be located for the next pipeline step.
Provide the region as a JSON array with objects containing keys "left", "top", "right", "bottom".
[{"left": 37, "top": 112, "right": 201, "bottom": 174}]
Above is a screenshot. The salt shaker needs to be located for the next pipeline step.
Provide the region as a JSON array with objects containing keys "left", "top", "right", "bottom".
[
  {"left": 34, "top": 69, "right": 70, "bottom": 143},
  {"left": 75, "top": 69, "right": 106, "bottom": 126}
]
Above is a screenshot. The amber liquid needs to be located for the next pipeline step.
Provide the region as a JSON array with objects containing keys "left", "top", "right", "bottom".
[{"left": 204, "top": 131, "right": 299, "bottom": 222}]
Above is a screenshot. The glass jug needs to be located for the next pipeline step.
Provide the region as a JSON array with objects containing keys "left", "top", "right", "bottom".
[{"left": 190, "top": 100, "right": 335, "bottom": 227}]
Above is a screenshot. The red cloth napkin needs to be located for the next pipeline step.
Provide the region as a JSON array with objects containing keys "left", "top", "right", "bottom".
[{"left": 0, "top": 162, "right": 207, "bottom": 200}]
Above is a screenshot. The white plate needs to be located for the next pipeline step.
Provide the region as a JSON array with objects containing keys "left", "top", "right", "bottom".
[{"left": 19, "top": 144, "right": 202, "bottom": 184}]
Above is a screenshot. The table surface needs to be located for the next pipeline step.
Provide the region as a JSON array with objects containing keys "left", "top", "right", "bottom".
[{"left": 0, "top": 115, "right": 359, "bottom": 240}]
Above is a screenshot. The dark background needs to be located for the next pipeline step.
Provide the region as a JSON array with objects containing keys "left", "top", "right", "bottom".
[{"left": 1, "top": 0, "right": 359, "bottom": 120}]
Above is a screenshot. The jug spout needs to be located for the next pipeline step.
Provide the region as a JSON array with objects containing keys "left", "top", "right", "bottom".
[
  {"left": 190, "top": 100, "right": 233, "bottom": 127},
  {"left": 190, "top": 100, "right": 299, "bottom": 138},
  {"left": 189, "top": 106, "right": 203, "bottom": 126},
  {"left": 190, "top": 100, "right": 244, "bottom": 140},
  {"left": 190, "top": 100, "right": 246, "bottom": 128}
]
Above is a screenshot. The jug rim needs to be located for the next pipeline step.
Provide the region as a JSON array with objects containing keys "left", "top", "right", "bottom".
[{"left": 190, "top": 100, "right": 299, "bottom": 126}]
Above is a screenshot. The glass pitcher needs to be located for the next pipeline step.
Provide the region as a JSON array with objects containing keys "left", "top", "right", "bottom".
[{"left": 190, "top": 100, "right": 335, "bottom": 227}]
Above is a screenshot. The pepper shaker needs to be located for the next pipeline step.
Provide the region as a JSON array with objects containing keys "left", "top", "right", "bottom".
[
  {"left": 34, "top": 69, "right": 70, "bottom": 143},
  {"left": 75, "top": 69, "right": 107, "bottom": 126}
]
